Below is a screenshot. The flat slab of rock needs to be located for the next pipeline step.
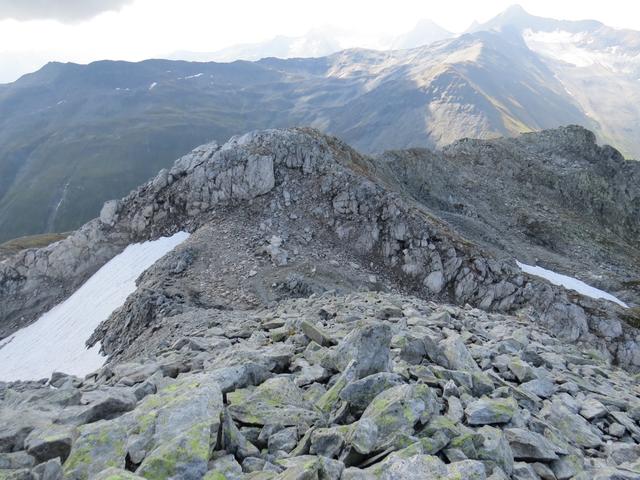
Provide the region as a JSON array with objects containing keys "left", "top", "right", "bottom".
[{"left": 504, "top": 428, "right": 559, "bottom": 462}]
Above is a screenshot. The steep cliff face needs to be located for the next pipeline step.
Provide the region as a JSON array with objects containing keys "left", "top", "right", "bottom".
[{"left": 0, "top": 127, "right": 637, "bottom": 372}]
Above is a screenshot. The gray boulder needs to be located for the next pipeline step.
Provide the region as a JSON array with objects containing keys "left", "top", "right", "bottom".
[
  {"left": 504, "top": 428, "right": 559, "bottom": 462},
  {"left": 465, "top": 397, "right": 518, "bottom": 425}
]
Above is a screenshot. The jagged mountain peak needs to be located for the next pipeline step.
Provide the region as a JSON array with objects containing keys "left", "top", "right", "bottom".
[
  {"left": 390, "top": 19, "right": 454, "bottom": 50},
  {"left": 469, "top": 4, "right": 603, "bottom": 34}
]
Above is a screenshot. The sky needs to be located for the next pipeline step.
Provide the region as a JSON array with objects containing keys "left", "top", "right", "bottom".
[{"left": 1, "top": 0, "right": 639, "bottom": 83}]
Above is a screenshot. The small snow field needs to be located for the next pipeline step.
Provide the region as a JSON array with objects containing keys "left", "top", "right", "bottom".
[
  {"left": 516, "top": 260, "right": 628, "bottom": 308},
  {"left": 0, "top": 232, "right": 189, "bottom": 382}
]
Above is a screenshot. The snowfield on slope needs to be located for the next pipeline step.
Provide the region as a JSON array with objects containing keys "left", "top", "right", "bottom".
[
  {"left": 516, "top": 260, "right": 628, "bottom": 308},
  {"left": 0, "top": 231, "right": 189, "bottom": 382}
]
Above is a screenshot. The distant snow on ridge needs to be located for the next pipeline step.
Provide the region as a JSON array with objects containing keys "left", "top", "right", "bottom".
[
  {"left": 0, "top": 232, "right": 190, "bottom": 382},
  {"left": 524, "top": 29, "right": 640, "bottom": 73},
  {"left": 516, "top": 260, "right": 628, "bottom": 308}
]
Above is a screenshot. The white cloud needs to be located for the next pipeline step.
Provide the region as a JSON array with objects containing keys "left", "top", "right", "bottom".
[{"left": 0, "top": 0, "right": 133, "bottom": 22}]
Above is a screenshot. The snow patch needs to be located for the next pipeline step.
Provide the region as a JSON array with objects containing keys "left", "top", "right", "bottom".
[
  {"left": 516, "top": 260, "right": 628, "bottom": 308},
  {"left": 0, "top": 232, "right": 190, "bottom": 382},
  {"left": 179, "top": 72, "right": 203, "bottom": 80},
  {"left": 149, "top": 82, "right": 158, "bottom": 90},
  {"left": 524, "top": 29, "right": 640, "bottom": 74}
]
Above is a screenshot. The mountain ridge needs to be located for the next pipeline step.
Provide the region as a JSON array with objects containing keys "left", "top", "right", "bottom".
[
  {"left": 1, "top": 126, "right": 637, "bottom": 369},
  {"left": 1, "top": 6, "right": 639, "bottom": 241}
]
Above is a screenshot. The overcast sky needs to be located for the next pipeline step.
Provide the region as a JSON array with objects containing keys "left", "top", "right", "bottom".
[{"left": 1, "top": 0, "right": 639, "bottom": 83}]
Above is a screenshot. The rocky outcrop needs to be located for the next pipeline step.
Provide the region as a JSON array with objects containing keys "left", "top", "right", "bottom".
[
  {"left": 378, "top": 125, "right": 640, "bottom": 305},
  {"left": 1, "top": 127, "right": 638, "bottom": 371},
  {"left": 2, "top": 292, "right": 640, "bottom": 479}
]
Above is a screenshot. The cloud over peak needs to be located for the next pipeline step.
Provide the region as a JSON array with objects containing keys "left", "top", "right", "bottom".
[{"left": 0, "top": 0, "right": 134, "bottom": 23}]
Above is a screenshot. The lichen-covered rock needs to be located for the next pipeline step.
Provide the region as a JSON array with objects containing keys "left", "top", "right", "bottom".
[
  {"left": 543, "top": 402, "right": 603, "bottom": 449},
  {"left": 357, "top": 383, "right": 437, "bottom": 452},
  {"left": 2, "top": 291, "right": 640, "bottom": 480},
  {"left": 24, "top": 424, "right": 75, "bottom": 463},
  {"left": 440, "top": 336, "right": 480, "bottom": 372},
  {"left": 92, "top": 467, "right": 145, "bottom": 479},
  {"left": 331, "top": 323, "right": 392, "bottom": 379},
  {"left": 339, "top": 373, "right": 404, "bottom": 411},
  {"left": 465, "top": 397, "right": 517, "bottom": 425},
  {"left": 135, "top": 374, "right": 223, "bottom": 480},
  {"left": 63, "top": 420, "right": 128, "bottom": 480},
  {"left": 504, "top": 428, "right": 560, "bottom": 462},
  {"left": 227, "top": 377, "right": 319, "bottom": 427}
]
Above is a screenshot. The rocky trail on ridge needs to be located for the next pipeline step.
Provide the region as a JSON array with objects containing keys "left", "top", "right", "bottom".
[{"left": 0, "top": 126, "right": 639, "bottom": 479}]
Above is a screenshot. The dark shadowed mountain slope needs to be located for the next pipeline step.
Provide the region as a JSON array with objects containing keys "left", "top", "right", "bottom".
[{"left": 0, "top": 29, "right": 598, "bottom": 241}]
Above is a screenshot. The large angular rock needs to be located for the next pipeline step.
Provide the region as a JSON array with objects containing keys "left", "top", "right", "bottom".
[
  {"left": 206, "top": 454, "right": 243, "bottom": 480},
  {"left": 135, "top": 374, "right": 224, "bottom": 480},
  {"left": 332, "top": 323, "right": 392, "bottom": 379},
  {"left": 504, "top": 428, "right": 559, "bottom": 462},
  {"left": 606, "top": 442, "right": 640, "bottom": 466},
  {"left": 446, "top": 460, "right": 487, "bottom": 480},
  {"left": 365, "top": 453, "right": 450, "bottom": 479},
  {"left": 356, "top": 383, "right": 437, "bottom": 452},
  {"left": 63, "top": 420, "right": 128, "bottom": 480},
  {"left": 24, "top": 424, "right": 75, "bottom": 463},
  {"left": 520, "top": 378, "right": 555, "bottom": 399},
  {"left": 301, "top": 320, "right": 336, "bottom": 347},
  {"left": 0, "top": 452, "right": 35, "bottom": 470},
  {"left": 364, "top": 452, "right": 486, "bottom": 480},
  {"left": 227, "top": 377, "right": 319, "bottom": 427},
  {"left": 579, "top": 398, "right": 607, "bottom": 420},
  {"left": 269, "top": 426, "right": 299, "bottom": 455},
  {"left": 339, "top": 372, "right": 404, "bottom": 410},
  {"left": 545, "top": 403, "right": 602, "bottom": 449},
  {"left": 476, "top": 426, "right": 514, "bottom": 475},
  {"left": 32, "top": 457, "right": 64, "bottom": 480},
  {"left": 206, "top": 363, "right": 272, "bottom": 394},
  {"left": 465, "top": 397, "right": 517, "bottom": 425},
  {"left": 92, "top": 467, "right": 146, "bottom": 479},
  {"left": 221, "top": 409, "right": 260, "bottom": 460},
  {"left": 62, "top": 388, "right": 137, "bottom": 425},
  {"left": 440, "top": 336, "right": 480, "bottom": 372},
  {"left": 310, "top": 426, "right": 348, "bottom": 458},
  {"left": 276, "top": 455, "right": 343, "bottom": 479}
]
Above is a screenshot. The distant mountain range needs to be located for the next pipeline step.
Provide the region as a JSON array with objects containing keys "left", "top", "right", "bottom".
[
  {"left": 0, "top": 5, "right": 639, "bottom": 241},
  {"left": 168, "top": 21, "right": 454, "bottom": 63}
]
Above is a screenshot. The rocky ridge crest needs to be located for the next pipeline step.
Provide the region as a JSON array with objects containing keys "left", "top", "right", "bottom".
[{"left": 1, "top": 127, "right": 637, "bottom": 369}]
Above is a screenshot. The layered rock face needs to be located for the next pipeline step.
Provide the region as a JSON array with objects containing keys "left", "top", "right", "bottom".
[{"left": 2, "top": 293, "right": 640, "bottom": 479}]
